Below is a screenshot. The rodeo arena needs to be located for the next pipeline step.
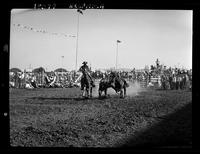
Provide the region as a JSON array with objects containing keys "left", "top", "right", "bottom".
[{"left": 9, "top": 58, "right": 192, "bottom": 148}]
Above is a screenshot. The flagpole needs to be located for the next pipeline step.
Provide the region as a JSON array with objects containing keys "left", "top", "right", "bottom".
[
  {"left": 75, "top": 10, "right": 80, "bottom": 72},
  {"left": 116, "top": 41, "right": 118, "bottom": 70},
  {"left": 61, "top": 56, "right": 64, "bottom": 74}
]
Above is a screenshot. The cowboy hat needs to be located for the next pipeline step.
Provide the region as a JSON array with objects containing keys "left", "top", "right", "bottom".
[{"left": 82, "top": 61, "right": 88, "bottom": 65}]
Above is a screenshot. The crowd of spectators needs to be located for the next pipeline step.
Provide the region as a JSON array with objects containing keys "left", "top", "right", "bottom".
[
  {"left": 9, "top": 59, "right": 192, "bottom": 90},
  {"left": 9, "top": 70, "right": 80, "bottom": 89}
]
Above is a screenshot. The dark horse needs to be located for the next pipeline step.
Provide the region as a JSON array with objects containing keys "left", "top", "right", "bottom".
[
  {"left": 98, "top": 72, "right": 129, "bottom": 98},
  {"left": 80, "top": 70, "right": 94, "bottom": 98},
  {"left": 98, "top": 78, "right": 113, "bottom": 97}
]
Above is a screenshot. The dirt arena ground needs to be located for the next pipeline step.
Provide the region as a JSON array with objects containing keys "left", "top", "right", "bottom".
[{"left": 9, "top": 82, "right": 192, "bottom": 148}]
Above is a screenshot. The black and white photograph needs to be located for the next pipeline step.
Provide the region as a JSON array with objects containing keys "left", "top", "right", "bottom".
[{"left": 8, "top": 6, "right": 192, "bottom": 149}]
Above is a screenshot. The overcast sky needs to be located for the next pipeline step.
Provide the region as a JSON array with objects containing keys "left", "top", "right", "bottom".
[{"left": 10, "top": 9, "right": 192, "bottom": 71}]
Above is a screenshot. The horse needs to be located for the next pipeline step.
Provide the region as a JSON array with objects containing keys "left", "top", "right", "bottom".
[
  {"left": 80, "top": 70, "right": 94, "bottom": 98},
  {"left": 98, "top": 78, "right": 114, "bottom": 97},
  {"left": 98, "top": 72, "right": 129, "bottom": 98}
]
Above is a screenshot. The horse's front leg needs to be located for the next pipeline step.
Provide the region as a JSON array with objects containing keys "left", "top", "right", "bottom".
[
  {"left": 124, "top": 87, "right": 127, "bottom": 97},
  {"left": 98, "top": 89, "right": 102, "bottom": 98},
  {"left": 120, "top": 89, "right": 124, "bottom": 98},
  {"left": 85, "top": 88, "right": 89, "bottom": 98},
  {"left": 104, "top": 88, "right": 107, "bottom": 97},
  {"left": 90, "top": 87, "right": 92, "bottom": 98},
  {"left": 82, "top": 89, "right": 85, "bottom": 97}
]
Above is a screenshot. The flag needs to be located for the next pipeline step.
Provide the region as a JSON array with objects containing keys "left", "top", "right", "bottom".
[
  {"left": 117, "top": 40, "right": 121, "bottom": 43},
  {"left": 77, "top": 9, "right": 83, "bottom": 15}
]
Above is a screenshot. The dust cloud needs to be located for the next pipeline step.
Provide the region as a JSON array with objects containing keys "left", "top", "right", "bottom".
[{"left": 126, "top": 81, "right": 143, "bottom": 97}]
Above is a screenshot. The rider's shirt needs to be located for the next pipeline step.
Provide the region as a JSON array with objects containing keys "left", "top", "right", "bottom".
[
  {"left": 79, "top": 65, "right": 91, "bottom": 77},
  {"left": 79, "top": 65, "right": 94, "bottom": 83}
]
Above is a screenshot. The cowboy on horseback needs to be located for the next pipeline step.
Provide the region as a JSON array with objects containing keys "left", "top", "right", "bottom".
[{"left": 79, "top": 61, "right": 95, "bottom": 87}]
